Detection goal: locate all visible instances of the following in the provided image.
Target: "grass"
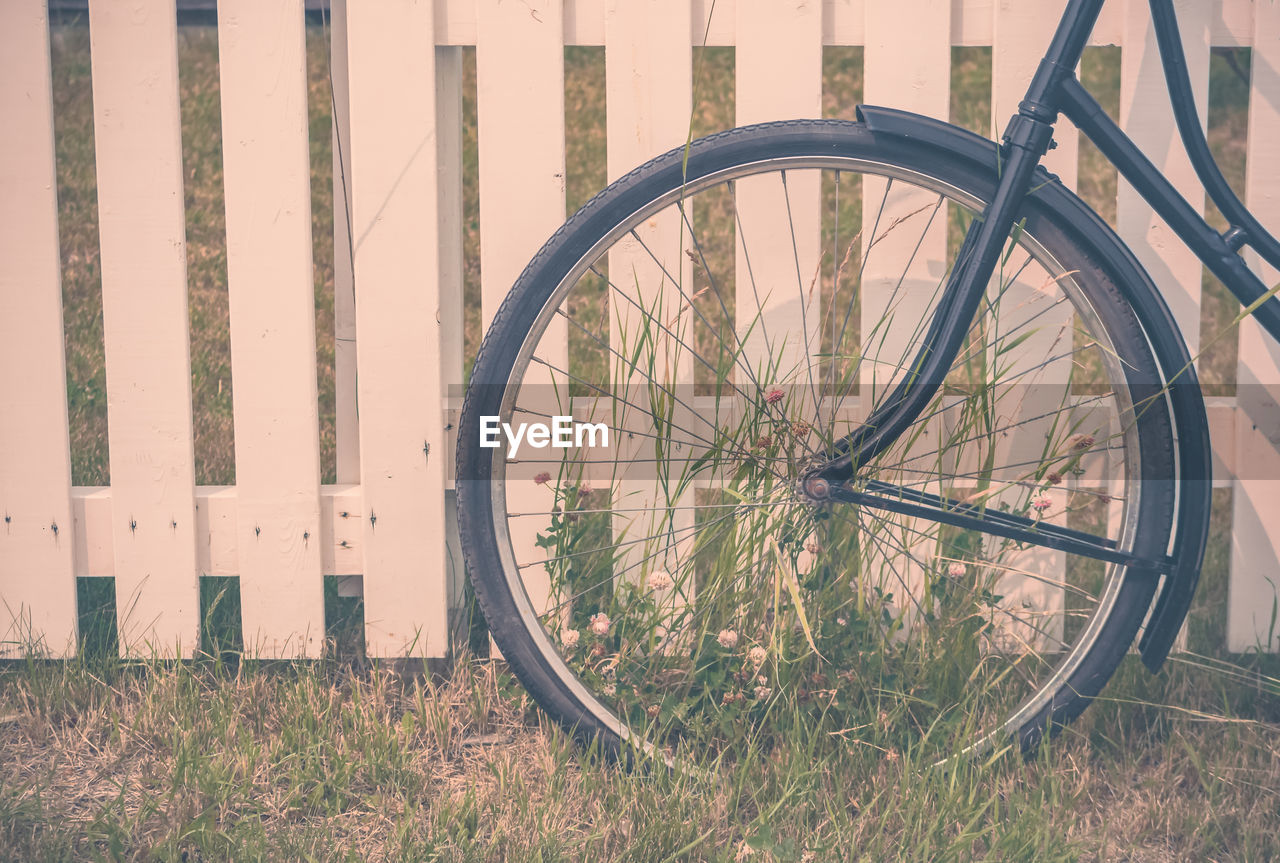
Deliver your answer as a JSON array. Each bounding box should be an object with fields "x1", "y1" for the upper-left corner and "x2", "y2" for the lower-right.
[
  {"x1": 9, "y1": 18, "x2": 1278, "y2": 863},
  {"x1": 0, "y1": 653, "x2": 1277, "y2": 860}
]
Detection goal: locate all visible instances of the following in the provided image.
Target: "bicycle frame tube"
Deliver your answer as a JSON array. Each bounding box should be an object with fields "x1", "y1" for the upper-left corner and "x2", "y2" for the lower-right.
[
  {"x1": 815, "y1": 0, "x2": 1107, "y2": 481},
  {"x1": 1059, "y1": 0, "x2": 1280, "y2": 339},
  {"x1": 815, "y1": 0, "x2": 1280, "y2": 485},
  {"x1": 810, "y1": 0, "x2": 1268, "y2": 670}
]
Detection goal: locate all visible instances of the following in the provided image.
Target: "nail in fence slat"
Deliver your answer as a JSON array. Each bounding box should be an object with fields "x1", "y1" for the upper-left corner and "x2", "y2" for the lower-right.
[
  {"x1": 217, "y1": 0, "x2": 326, "y2": 658},
  {"x1": 475, "y1": 0, "x2": 568, "y2": 628},
  {"x1": 345, "y1": 0, "x2": 449, "y2": 658},
  {"x1": 0, "y1": 0, "x2": 78, "y2": 658},
  {"x1": 1229, "y1": 0, "x2": 1280, "y2": 653},
  {"x1": 88, "y1": 0, "x2": 200, "y2": 657}
]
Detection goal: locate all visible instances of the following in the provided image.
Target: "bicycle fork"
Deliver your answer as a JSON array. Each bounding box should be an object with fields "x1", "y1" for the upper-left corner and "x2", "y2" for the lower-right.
[{"x1": 803, "y1": 0, "x2": 1103, "y2": 495}]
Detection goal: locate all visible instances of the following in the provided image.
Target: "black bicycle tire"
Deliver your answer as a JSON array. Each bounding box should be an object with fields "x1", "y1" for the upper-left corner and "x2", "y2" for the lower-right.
[{"x1": 456, "y1": 118, "x2": 1186, "y2": 758}]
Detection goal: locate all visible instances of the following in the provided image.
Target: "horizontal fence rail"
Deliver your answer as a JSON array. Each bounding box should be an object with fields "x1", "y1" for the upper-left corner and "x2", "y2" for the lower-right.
[{"x1": 2, "y1": 0, "x2": 1279, "y2": 659}]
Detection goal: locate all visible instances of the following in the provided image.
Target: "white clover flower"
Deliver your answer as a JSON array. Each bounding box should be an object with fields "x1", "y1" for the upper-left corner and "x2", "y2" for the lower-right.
[
  {"x1": 602, "y1": 683, "x2": 617, "y2": 697},
  {"x1": 947, "y1": 561, "x2": 966, "y2": 577},
  {"x1": 647, "y1": 570, "x2": 674, "y2": 591},
  {"x1": 753, "y1": 685, "x2": 773, "y2": 700},
  {"x1": 589, "y1": 612, "x2": 611, "y2": 636},
  {"x1": 717, "y1": 629, "x2": 739, "y2": 649},
  {"x1": 747, "y1": 645, "x2": 768, "y2": 666},
  {"x1": 560, "y1": 628, "x2": 580, "y2": 649}
]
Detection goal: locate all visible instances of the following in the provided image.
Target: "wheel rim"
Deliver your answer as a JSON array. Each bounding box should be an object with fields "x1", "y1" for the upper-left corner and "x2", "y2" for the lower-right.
[{"x1": 477, "y1": 154, "x2": 1157, "y2": 760}]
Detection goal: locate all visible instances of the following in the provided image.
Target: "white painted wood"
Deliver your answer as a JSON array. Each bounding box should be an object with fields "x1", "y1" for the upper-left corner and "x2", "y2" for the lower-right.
[
  {"x1": 437, "y1": 45, "x2": 466, "y2": 410},
  {"x1": 603, "y1": 0, "x2": 697, "y2": 625},
  {"x1": 319, "y1": 483, "x2": 364, "y2": 577},
  {"x1": 0, "y1": 0, "x2": 78, "y2": 658},
  {"x1": 992, "y1": 0, "x2": 1078, "y2": 190},
  {"x1": 991, "y1": 0, "x2": 1080, "y2": 650},
  {"x1": 735, "y1": 0, "x2": 823, "y2": 392},
  {"x1": 218, "y1": 0, "x2": 326, "y2": 658},
  {"x1": 88, "y1": 0, "x2": 200, "y2": 657},
  {"x1": 438, "y1": 45, "x2": 467, "y2": 643},
  {"x1": 1230, "y1": 0, "x2": 1280, "y2": 653},
  {"x1": 1118, "y1": 0, "x2": 1210, "y2": 653},
  {"x1": 1118, "y1": 0, "x2": 1210, "y2": 359},
  {"x1": 76, "y1": 485, "x2": 361, "y2": 580},
  {"x1": 195, "y1": 486, "x2": 238, "y2": 577},
  {"x1": 345, "y1": 0, "x2": 450, "y2": 657},
  {"x1": 859, "y1": 0, "x2": 952, "y2": 630},
  {"x1": 72, "y1": 488, "x2": 115, "y2": 579},
  {"x1": 415, "y1": 0, "x2": 1259, "y2": 48},
  {"x1": 475, "y1": 0, "x2": 568, "y2": 626},
  {"x1": 329, "y1": 0, "x2": 361, "y2": 486}
]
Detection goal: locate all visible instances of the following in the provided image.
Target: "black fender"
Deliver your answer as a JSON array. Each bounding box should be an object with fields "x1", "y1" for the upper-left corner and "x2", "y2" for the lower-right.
[{"x1": 856, "y1": 104, "x2": 1212, "y2": 671}]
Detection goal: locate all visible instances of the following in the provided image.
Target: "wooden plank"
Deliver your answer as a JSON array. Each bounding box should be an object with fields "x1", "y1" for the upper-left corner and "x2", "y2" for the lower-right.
[
  {"x1": 1119, "y1": 0, "x2": 1210, "y2": 652},
  {"x1": 603, "y1": 0, "x2": 697, "y2": 628},
  {"x1": 76, "y1": 484, "x2": 364, "y2": 578},
  {"x1": 345, "y1": 0, "x2": 450, "y2": 657},
  {"x1": 218, "y1": 0, "x2": 325, "y2": 658},
  {"x1": 992, "y1": 0, "x2": 1078, "y2": 189},
  {"x1": 329, "y1": 0, "x2": 360, "y2": 485},
  {"x1": 475, "y1": 0, "x2": 567, "y2": 626},
  {"x1": 0, "y1": 0, "x2": 78, "y2": 658},
  {"x1": 429, "y1": 0, "x2": 1257, "y2": 47},
  {"x1": 1118, "y1": 0, "x2": 1210, "y2": 359},
  {"x1": 195, "y1": 486, "x2": 238, "y2": 577},
  {"x1": 990, "y1": 0, "x2": 1079, "y2": 651},
  {"x1": 860, "y1": 0, "x2": 952, "y2": 630},
  {"x1": 1230, "y1": 0, "x2": 1280, "y2": 653},
  {"x1": 88, "y1": 0, "x2": 200, "y2": 657},
  {"x1": 72, "y1": 488, "x2": 115, "y2": 578},
  {"x1": 437, "y1": 45, "x2": 465, "y2": 417},
  {"x1": 438, "y1": 44, "x2": 467, "y2": 639},
  {"x1": 736, "y1": 0, "x2": 823, "y2": 389}
]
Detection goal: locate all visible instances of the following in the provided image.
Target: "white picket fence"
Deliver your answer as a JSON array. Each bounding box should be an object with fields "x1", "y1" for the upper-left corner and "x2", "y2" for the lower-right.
[{"x1": 2, "y1": 0, "x2": 1279, "y2": 660}]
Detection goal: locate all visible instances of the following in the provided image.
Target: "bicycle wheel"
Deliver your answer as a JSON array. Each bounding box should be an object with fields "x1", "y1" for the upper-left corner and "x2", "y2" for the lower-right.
[{"x1": 457, "y1": 119, "x2": 1185, "y2": 761}]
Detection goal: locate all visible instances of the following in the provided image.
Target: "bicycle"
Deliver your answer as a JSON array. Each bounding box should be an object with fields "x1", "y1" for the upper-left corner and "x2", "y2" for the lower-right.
[{"x1": 455, "y1": 0, "x2": 1278, "y2": 762}]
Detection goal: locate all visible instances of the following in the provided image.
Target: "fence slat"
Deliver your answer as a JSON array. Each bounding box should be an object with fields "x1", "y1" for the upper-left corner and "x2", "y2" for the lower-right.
[
  {"x1": 861, "y1": 0, "x2": 952, "y2": 629},
  {"x1": 345, "y1": 0, "x2": 450, "y2": 658},
  {"x1": 437, "y1": 44, "x2": 467, "y2": 626},
  {"x1": 603, "y1": 0, "x2": 696, "y2": 632},
  {"x1": 217, "y1": 0, "x2": 325, "y2": 658},
  {"x1": 993, "y1": 0, "x2": 1078, "y2": 190},
  {"x1": 88, "y1": 0, "x2": 200, "y2": 656},
  {"x1": 1119, "y1": 0, "x2": 1210, "y2": 652},
  {"x1": 735, "y1": 1, "x2": 822, "y2": 389},
  {"x1": 329, "y1": 0, "x2": 360, "y2": 486},
  {"x1": 1229, "y1": 0, "x2": 1280, "y2": 653},
  {"x1": 1118, "y1": 0, "x2": 1210, "y2": 359},
  {"x1": 0, "y1": 0, "x2": 78, "y2": 658},
  {"x1": 475, "y1": 0, "x2": 567, "y2": 627},
  {"x1": 991, "y1": 0, "x2": 1080, "y2": 652}
]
